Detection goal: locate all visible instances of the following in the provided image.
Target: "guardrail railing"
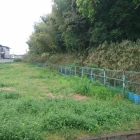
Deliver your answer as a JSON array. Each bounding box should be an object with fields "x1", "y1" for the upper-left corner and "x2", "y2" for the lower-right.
[
  {"x1": 53, "y1": 65, "x2": 140, "y2": 104},
  {"x1": 33, "y1": 62, "x2": 140, "y2": 104}
]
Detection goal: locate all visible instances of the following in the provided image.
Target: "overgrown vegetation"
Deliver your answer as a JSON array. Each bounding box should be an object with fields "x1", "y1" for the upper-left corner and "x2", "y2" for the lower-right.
[
  {"x1": 26, "y1": 0, "x2": 140, "y2": 72},
  {"x1": 14, "y1": 58, "x2": 23, "y2": 62},
  {"x1": 0, "y1": 63, "x2": 140, "y2": 140},
  {"x1": 27, "y1": 0, "x2": 140, "y2": 54},
  {"x1": 72, "y1": 76, "x2": 116, "y2": 100},
  {"x1": 84, "y1": 40, "x2": 140, "y2": 71}
]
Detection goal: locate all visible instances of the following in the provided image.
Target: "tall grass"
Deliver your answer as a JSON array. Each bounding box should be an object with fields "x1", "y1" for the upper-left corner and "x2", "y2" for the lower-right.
[
  {"x1": 71, "y1": 76, "x2": 116, "y2": 100},
  {"x1": 0, "y1": 63, "x2": 140, "y2": 140}
]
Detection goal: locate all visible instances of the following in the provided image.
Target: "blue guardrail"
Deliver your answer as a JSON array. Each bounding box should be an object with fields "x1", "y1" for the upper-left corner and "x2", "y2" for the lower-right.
[{"x1": 33, "y1": 62, "x2": 140, "y2": 104}]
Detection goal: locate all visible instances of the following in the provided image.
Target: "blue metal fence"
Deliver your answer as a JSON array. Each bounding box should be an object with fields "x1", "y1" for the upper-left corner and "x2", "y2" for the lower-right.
[
  {"x1": 33, "y1": 62, "x2": 140, "y2": 104},
  {"x1": 53, "y1": 65, "x2": 140, "y2": 104}
]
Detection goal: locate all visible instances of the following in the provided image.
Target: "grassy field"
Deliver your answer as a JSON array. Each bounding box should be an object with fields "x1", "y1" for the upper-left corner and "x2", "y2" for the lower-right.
[{"x1": 0, "y1": 62, "x2": 140, "y2": 140}]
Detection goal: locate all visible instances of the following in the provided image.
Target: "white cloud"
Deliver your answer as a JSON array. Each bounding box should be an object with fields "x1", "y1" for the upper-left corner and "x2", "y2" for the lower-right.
[{"x1": 0, "y1": 0, "x2": 52, "y2": 54}]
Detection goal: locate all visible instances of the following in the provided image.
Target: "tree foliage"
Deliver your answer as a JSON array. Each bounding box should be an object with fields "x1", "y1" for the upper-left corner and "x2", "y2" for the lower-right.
[
  {"x1": 133, "y1": 0, "x2": 140, "y2": 5},
  {"x1": 76, "y1": 0, "x2": 99, "y2": 21},
  {"x1": 27, "y1": 0, "x2": 91, "y2": 55},
  {"x1": 90, "y1": 0, "x2": 140, "y2": 45},
  {"x1": 27, "y1": 0, "x2": 140, "y2": 57}
]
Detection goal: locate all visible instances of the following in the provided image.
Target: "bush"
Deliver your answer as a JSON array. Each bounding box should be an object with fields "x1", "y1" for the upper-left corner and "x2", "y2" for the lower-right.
[
  {"x1": 71, "y1": 76, "x2": 116, "y2": 100},
  {"x1": 86, "y1": 40, "x2": 140, "y2": 71},
  {"x1": 14, "y1": 58, "x2": 22, "y2": 62},
  {"x1": 72, "y1": 76, "x2": 91, "y2": 96}
]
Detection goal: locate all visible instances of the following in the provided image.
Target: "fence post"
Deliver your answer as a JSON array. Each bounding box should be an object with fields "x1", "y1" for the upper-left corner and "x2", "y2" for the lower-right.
[
  {"x1": 70, "y1": 67, "x2": 72, "y2": 76},
  {"x1": 104, "y1": 69, "x2": 106, "y2": 86},
  {"x1": 75, "y1": 66, "x2": 77, "y2": 76},
  {"x1": 114, "y1": 79, "x2": 116, "y2": 88},
  {"x1": 65, "y1": 67, "x2": 66, "y2": 74},
  {"x1": 81, "y1": 67, "x2": 84, "y2": 77},
  {"x1": 61, "y1": 66, "x2": 62, "y2": 74},
  {"x1": 93, "y1": 70, "x2": 96, "y2": 81},
  {"x1": 68, "y1": 67, "x2": 70, "y2": 76},
  {"x1": 122, "y1": 70, "x2": 125, "y2": 94},
  {"x1": 90, "y1": 68, "x2": 93, "y2": 81}
]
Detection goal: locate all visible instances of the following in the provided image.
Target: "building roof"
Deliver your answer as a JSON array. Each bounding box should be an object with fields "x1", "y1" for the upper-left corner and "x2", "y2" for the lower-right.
[{"x1": 0, "y1": 44, "x2": 10, "y2": 49}]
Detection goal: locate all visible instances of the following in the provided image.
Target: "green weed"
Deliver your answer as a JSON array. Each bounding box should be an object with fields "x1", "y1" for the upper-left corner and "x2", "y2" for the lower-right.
[
  {"x1": 0, "y1": 91, "x2": 20, "y2": 100},
  {"x1": 71, "y1": 76, "x2": 116, "y2": 100},
  {"x1": 71, "y1": 76, "x2": 91, "y2": 96},
  {"x1": 0, "y1": 97, "x2": 140, "y2": 140},
  {"x1": 0, "y1": 63, "x2": 139, "y2": 140},
  {"x1": 0, "y1": 83, "x2": 11, "y2": 87}
]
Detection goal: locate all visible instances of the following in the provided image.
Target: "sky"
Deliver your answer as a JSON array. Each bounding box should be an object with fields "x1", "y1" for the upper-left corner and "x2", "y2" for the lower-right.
[{"x1": 0, "y1": 0, "x2": 52, "y2": 55}]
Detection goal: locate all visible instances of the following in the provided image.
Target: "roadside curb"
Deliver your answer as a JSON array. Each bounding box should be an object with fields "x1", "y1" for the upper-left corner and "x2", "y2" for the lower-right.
[{"x1": 76, "y1": 130, "x2": 140, "y2": 140}]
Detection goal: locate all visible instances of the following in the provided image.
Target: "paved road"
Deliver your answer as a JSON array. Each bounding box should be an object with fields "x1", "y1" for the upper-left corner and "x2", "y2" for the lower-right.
[{"x1": 0, "y1": 59, "x2": 14, "y2": 63}]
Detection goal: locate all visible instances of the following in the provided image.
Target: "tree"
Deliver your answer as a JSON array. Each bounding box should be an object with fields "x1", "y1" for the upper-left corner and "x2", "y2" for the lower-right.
[
  {"x1": 89, "y1": 0, "x2": 140, "y2": 45},
  {"x1": 27, "y1": 15, "x2": 58, "y2": 55},
  {"x1": 76, "y1": 0, "x2": 99, "y2": 21},
  {"x1": 27, "y1": 0, "x2": 140, "y2": 57},
  {"x1": 133, "y1": 0, "x2": 140, "y2": 8},
  {"x1": 52, "y1": 0, "x2": 91, "y2": 53}
]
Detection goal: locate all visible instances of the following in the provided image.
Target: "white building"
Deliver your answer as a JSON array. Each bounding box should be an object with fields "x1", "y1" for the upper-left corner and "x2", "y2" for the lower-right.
[
  {"x1": 10, "y1": 54, "x2": 24, "y2": 59},
  {"x1": 0, "y1": 45, "x2": 10, "y2": 59}
]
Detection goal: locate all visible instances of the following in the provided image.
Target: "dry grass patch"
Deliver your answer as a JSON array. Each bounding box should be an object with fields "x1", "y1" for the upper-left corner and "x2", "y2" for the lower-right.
[
  {"x1": 0, "y1": 87, "x2": 16, "y2": 91},
  {"x1": 71, "y1": 94, "x2": 88, "y2": 101},
  {"x1": 12, "y1": 64, "x2": 21, "y2": 66},
  {"x1": 46, "y1": 93, "x2": 56, "y2": 98},
  {"x1": 45, "y1": 93, "x2": 66, "y2": 99},
  {"x1": 44, "y1": 129, "x2": 89, "y2": 140},
  {"x1": 45, "y1": 93, "x2": 88, "y2": 101}
]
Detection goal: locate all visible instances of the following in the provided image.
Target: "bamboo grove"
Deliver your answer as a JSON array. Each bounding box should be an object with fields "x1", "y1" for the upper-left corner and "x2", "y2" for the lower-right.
[{"x1": 26, "y1": 0, "x2": 140, "y2": 71}]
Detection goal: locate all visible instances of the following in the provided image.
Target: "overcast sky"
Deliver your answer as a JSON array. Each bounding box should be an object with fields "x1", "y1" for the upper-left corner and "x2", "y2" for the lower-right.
[{"x1": 0, "y1": 0, "x2": 52, "y2": 54}]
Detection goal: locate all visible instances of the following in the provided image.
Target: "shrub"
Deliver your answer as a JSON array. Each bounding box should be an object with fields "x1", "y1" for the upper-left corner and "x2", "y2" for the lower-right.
[
  {"x1": 14, "y1": 58, "x2": 23, "y2": 62},
  {"x1": 72, "y1": 76, "x2": 91, "y2": 96},
  {"x1": 86, "y1": 40, "x2": 140, "y2": 71}
]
